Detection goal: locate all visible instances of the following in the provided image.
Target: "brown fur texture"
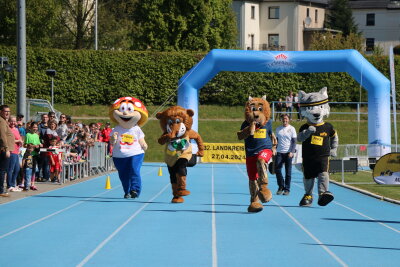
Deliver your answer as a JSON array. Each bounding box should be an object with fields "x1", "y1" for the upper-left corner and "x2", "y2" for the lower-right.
[
  {"x1": 238, "y1": 96, "x2": 272, "y2": 140},
  {"x1": 156, "y1": 106, "x2": 204, "y2": 156}
]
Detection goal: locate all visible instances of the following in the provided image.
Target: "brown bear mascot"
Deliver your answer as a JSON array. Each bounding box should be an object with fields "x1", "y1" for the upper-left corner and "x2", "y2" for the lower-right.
[
  {"x1": 156, "y1": 106, "x2": 204, "y2": 203},
  {"x1": 237, "y1": 96, "x2": 277, "y2": 212}
]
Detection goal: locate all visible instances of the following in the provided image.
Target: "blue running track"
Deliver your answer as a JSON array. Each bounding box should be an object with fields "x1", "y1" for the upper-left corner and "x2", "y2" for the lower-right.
[{"x1": 0, "y1": 163, "x2": 399, "y2": 267}]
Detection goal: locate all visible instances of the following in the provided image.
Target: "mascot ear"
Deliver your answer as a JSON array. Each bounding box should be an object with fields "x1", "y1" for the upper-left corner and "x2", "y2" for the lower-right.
[
  {"x1": 156, "y1": 112, "x2": 163, "y2": 120},
  {"x1": 248, "y1": 96, "x2": 253, "y2": 101},
  {"x1": 320, "y1": 87, "x2": 328, "y2": 97},
  {"x1": 298, "y1": 90, "x2": 306, "y2": 100},
  {"x1": 186, "y1": 109, "x2": 194, "y2": 117},
  {"x1": 261, "y1": 95, "x2": 267, "y2": 101}
]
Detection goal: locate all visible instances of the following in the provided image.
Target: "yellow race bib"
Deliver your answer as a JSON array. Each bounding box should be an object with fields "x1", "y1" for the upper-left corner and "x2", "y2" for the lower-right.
[
  {"x1": 121, "y1": 134, "x2": 134, "y2": 143},
  {"x1": 254, "y1": 129, "x2": 266, "y2": 139},
  {"x1": 311, "y1": 135, "x2": 323, "y2": 146}
]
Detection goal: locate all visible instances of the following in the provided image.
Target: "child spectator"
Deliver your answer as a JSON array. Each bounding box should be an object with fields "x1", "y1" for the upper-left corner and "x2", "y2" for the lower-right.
[
  {"x1": 22, "y1": 144, "x2": 35, "y2": 191},
  {"x1": 16, "y1": 114, "x2": 26, "y2": 141},
  {"x1": 48, "y1": 137, "x2": 62, "y2": 183},
  {"x1": 24, "y1": 122, "x2": 41, "y2": 190}
]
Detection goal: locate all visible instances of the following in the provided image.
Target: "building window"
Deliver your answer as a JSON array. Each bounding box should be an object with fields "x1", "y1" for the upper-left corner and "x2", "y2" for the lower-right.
[
  {"x1": 366, "y1": 13, "x2": 375, "y2": 26},
  {"x1": 268, "y1": 34, "x2": 279, "y2": 47},
  {"x1": 307, "y1": 8, "x2": 310, "y2": 17},
  {"x1": 315, "y1": 10, "x2": 318, "y2": 23},
  {"x1": 366, "y1": 38, "x2": 375, "y2": 51},
  {"x1": 251, "y1": 6, "x2": 255, "y2": 19},
  {"x1": 250, "y1": 34, "x2": 255, "y2": 50},
  {"x1": 269, "y1": 7, "x2": 280, "y2": 19}
]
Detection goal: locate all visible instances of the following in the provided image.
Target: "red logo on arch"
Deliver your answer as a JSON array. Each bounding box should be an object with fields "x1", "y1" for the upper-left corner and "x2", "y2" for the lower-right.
[{"x1": 275, "y1": 54, "x2": 287, "y2": 60}]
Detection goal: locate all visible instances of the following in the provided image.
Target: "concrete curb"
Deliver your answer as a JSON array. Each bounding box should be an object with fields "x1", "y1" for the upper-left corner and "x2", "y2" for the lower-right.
[{"x1": 330, "y1": 180, "x2": 400, "y2": 205}]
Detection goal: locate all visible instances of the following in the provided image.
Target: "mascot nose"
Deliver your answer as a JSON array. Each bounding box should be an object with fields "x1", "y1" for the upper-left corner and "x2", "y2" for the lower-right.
[
  {"x1": 313, "y1": 114, "x2": 320, "y2": 118},
  {"x1": 254, "y1": 114, "x2": 259, "y2": 119}
]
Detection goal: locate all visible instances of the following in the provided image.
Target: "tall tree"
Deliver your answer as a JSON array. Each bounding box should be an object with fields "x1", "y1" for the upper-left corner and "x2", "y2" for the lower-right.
[
  {"x1": 0, "y1": 0, "x2": 63, "y2": 47},
  {"x1": 60, "y1": 0, "x2": 96, "y2": 49},
  {"x1": 326, "y1": 0, "x2": 358, "y2": 36},
  {"x1": 131, "y1": 0, "x2": 237, "y2": 51},
  {"x1": 97, "y1": 0, "x2": 137, "y2": 50}
]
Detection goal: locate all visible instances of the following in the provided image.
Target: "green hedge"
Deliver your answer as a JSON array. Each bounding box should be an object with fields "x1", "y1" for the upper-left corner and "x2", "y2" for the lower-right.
[{"x1": 1, "y1": 45, "x2": 399, "y2": 105}]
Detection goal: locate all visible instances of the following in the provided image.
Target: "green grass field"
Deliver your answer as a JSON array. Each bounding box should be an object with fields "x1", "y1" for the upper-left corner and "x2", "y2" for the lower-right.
[{"x1": 330, "y1": 170, "x2": 400, "y2": 201}]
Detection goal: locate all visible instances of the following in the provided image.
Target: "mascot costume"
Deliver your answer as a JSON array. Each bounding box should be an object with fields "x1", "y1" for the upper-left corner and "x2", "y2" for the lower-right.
[
  {"x1": 156, "y1": 106, "x2": 204, "y2": 203},
  {"x1": 297, "y1": 87, "x2": 338, "y2": 207},
  {"x1": 237, "y1": 96, "x2": 277, "y2": 213},
  {"x1": 109, "y1": 97, "x2": 148, "y2": 199}
]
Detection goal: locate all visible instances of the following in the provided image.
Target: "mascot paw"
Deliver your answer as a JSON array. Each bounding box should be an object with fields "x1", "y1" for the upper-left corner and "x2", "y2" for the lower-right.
[
  {"x1": 258, "y1": 188, "x2": 272, "y2": 203},
  {"x1": 178, "y1": 189, "x2": 190, "y2": 196},
  {"x1": 247, "y1": 202, "x2": 263, "y2": 213},
  {"x1": 318, "y1": 191, "x2": 334, "y2": 206},
  {"x1": 330, "y1": 149, "x2": 337, "y2": 157},
  {"x1": 171, "y1": 196, "x2": 184, "y2": 203}
]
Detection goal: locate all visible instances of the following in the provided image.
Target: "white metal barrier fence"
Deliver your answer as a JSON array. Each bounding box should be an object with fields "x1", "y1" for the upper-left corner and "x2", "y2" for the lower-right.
[{"x1": 61, "y1": 142, "x2": 114, "y2": 184}]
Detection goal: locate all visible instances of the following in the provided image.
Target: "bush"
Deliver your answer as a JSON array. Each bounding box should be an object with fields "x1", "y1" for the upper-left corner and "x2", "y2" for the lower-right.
[{"x1": 0, "y1": 45, "x2": 399, "y2": 105}]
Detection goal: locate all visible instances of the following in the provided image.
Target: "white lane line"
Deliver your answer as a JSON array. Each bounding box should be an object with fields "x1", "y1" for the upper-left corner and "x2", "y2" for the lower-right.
[
  {"x1": 236, "y1": 165, "x2": 348, "y2": 267},
  {"x1": 0, "y1": 186, "x2": 121, "y2": 239},
  {"x1": 0, "y1": 169, "x2": 155, "y2": 239},
  {"x1": 272, "y1": 200, "x2": 348, "y2": 267},
  {"x1": 292, "y1": 182, "x2": 400, "y2": 234},
  {"x1": 76, "y1": 183, "x2": 170, "y2": 267},
  {"x1": 211, "y1": 164, "x2": 218, "y2": 267},
  {"x1": 333, "y1": 201, "x2": 400, "y2": 234}
]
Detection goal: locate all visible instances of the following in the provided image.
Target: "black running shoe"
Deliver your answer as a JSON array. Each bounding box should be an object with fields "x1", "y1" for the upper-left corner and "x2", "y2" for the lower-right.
[
  {"x1": 318, "y1": 191, "x2": 334, "y2": 206},
  {"x1": 130, "y1": 190, "x2": 138, "y2": 199},
  {"x1": 299, "y1": 194, "x2": 313, "y2": 207}
]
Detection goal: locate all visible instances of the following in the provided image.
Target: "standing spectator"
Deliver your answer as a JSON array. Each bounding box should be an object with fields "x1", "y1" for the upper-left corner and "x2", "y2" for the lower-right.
[
  {"x1": 101, "y1": 122, "x2": 112, "y2": 154},
  {"x1": 48, "y1": 111, "x2": 58, "y2": 124},
  {"x1": 38, "y1": 113, "x2": 49, "y2": 142},
  {"x1": 285, "y1": 91, "x2": 293, "y2": 118},
  {"x1": 56, "y1": 113, "x2": 69, "y2": 142},
  {"x1": 22, "y1": 144, "x2": 35, "y2": 191},
  {"x1": 24, "y1": 122, "x2": 41, "y2": 190},
  {"x1": 275, "y1": 114, "x2": 297, "y2": 195},
  {"x1": 16, "y1": 114, "x2": 26, "y2": 141},
  {"x1": 7, "y1": 116, "x2": 23, "y2": 192},
  {"x1": 41, "y1": 120, "x2": 59, "y2": 182},
  {"x1": 0, "y1": 105, "x2": 15, "y2": 197},
  {"x1": 275, "y1": 98, "x2": 284, "y2": 121},
  {"x1": 293, "y1": 93, "x2": 301, "y2": 120}
]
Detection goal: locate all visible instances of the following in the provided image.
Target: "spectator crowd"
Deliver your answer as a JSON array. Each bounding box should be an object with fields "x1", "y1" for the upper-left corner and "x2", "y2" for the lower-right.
[{"x1": 0, "y1": 105, "x2": 112, "y2": 197}]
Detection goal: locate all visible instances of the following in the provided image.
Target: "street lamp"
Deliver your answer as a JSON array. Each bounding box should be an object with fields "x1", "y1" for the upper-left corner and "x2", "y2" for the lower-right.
[
  {"x1": 45, "y1": 69, "x2": 56, "y2": 107},
  {"x1": 0, "y1": 57, "x2": 14, "y2": 105}
]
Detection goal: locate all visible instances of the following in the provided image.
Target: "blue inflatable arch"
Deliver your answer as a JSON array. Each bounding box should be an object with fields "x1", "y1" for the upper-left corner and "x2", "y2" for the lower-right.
[{"x1": 178, "y1": 49, "x2": 391, "y2": 157}]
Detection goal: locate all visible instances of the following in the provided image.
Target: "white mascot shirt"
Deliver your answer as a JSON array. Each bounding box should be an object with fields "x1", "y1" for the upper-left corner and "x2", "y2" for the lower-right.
[{"x1": 110, "y1": 125, "x2": 145, "y2": 158}]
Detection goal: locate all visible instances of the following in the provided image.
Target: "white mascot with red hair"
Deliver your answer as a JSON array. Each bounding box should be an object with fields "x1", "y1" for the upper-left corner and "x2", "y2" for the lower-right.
[{"x1": 109, "y1": 97, "x2": 148, "y2": 199}]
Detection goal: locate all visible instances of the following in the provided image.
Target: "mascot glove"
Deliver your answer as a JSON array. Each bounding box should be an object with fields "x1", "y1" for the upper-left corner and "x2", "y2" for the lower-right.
[{"x1": 330, "y1": 148, "x2": 337, "y2": 157}]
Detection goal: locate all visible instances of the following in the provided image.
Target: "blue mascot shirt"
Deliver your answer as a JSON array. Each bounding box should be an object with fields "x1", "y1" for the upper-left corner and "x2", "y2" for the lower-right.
[{"x1": 240, "y1": 120, "x2": 273, "y2": 157}]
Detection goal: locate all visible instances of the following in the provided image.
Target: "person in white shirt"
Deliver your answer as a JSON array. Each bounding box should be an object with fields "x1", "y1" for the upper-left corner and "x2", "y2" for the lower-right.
[
  {"x1": 285, "y1": 91, "x2": 293, "y2": 119},
  {"x1": 275, "y1": 114, "x2": 297, "y2": 195}
]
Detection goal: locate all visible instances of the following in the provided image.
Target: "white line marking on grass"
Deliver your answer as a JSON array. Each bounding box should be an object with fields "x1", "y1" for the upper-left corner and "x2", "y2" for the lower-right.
[
  {"x1": 236, "y1": 166, "x2": 347, "y2": 267},
  {"x1": 76, "y1": 183, "x2": 170, "y2": 267},
  {"x1": 0, "y1": 186, "x2": 121, "y2": 240},
  {"x1": 333, "y1": 201, "x2": 400, "y2": 234},
  {"x1": 211, "y1": 164, "x2": 218, "y2": 267},
  {"x1": 272, "y1": 200, "x2": 348, "y2": 267}
]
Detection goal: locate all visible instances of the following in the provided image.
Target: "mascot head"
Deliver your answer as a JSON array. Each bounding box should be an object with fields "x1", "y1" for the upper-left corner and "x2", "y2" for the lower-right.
[
  {"x1": 109, "y1": 97, "x2": 148, "y2": 129},
  {"x1": 244, "y1": 96, "x2": 271, "y2": 128},
  {"x1": 299, "y1": 87, "x2": 330, "y2": 124},
  {"x1": 156, "y1": 106, "x2": 194, "y2": 139}
]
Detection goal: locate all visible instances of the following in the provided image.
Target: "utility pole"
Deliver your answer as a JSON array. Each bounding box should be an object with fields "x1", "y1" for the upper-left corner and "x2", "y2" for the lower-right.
[{"x1": 17, "y1": 0, "x2": 27, "y2": 117}]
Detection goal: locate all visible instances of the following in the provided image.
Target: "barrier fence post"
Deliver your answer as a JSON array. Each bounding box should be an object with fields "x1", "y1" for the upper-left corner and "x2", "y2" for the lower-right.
[{"x1": 341, "y1": 158, "x2": 345, "y2": 184}]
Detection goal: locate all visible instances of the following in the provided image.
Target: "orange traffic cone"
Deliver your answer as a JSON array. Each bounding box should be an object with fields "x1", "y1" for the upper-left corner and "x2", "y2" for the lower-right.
[{"x1": 105, "y1": 176, "x2": 112, "y2": 189}]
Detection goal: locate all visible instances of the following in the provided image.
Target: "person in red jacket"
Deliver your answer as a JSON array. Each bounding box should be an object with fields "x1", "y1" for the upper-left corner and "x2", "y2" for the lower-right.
[{"x1": 101, "y1": 122, "x2": 112, "y2": 155}]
